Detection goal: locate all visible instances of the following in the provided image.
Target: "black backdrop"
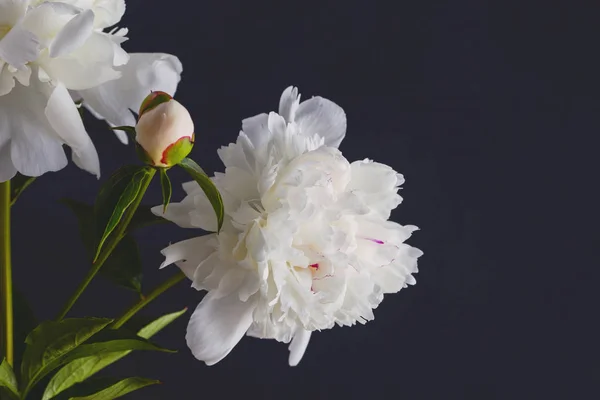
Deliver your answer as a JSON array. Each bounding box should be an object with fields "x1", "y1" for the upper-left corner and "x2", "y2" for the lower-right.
[{"x1": 10, "y1": 1, "x2": 598, "y2": 399}]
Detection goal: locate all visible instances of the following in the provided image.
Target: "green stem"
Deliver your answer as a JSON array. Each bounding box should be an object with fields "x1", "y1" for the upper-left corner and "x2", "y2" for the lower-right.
[
  {"x1": 0, "y1": 181, "x2": 13, "y2": 366},
  {"x1": 112, "y1": 271, "x2": 185, "y2": 329},
  {"x1": 56, "y1": 169, "x2": 156, "y2": 321}
]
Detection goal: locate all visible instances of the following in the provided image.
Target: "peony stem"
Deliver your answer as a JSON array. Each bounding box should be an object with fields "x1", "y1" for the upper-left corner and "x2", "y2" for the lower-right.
[
  {"x1": 112, "y1": 271, "x2": 186, "y2": 329},
  {"x1": 0, "y1": 180, "x2": 13, "y2": 365},
  {"x1": 56, "y1": 168, "x2": 157, "y2": 321}
]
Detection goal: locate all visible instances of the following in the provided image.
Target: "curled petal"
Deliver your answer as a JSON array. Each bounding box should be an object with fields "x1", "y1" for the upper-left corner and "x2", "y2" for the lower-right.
[
  {"x1": 295, "y1": 96, "x2": 346, "y2": 148},
  {"x1": 279, "y1": 85, "x2": 301, "y2": 123},
  {"x1": 186, "y1": 292, "x2": 257, "y2": 366},
  {"x1": 288, "y1": 329, "x2": 312, "y2": 367},
  {"x1": 160, "y1": 235, "x2": 217, "y2": 281},
  {"x1": 45, "y1": 82, "x2": 99, "y2": 177},
  {"x1": 49, "y1": 8, "x2": 94, "y2": 58}
]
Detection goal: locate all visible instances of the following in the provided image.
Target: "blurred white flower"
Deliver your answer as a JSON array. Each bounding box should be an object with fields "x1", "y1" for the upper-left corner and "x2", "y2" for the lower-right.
[
  {"x1": 0, "y1": 0, "x2": 182, "y2": 182},
  {"x1": 154, "y1": 86, "x2": 423, "y2": 366}
]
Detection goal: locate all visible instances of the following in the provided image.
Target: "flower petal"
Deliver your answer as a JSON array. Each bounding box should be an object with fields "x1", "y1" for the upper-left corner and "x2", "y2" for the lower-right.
[
  {"x1": 278, "y1": 86, "x2": 300, "y2": 123},
  {"x1": 45, "y1": 82, "x2": 100, "y2": 177},
  {"x1": 241, "y1": 113, "x2": 269, "y2": 149},
  {"x1": 40, "y1": 32, "x2": 121, "y2": 90},
  {"x1": 79, "y1": 53, "x2": 182, "y2": 142},
  {"x1": 9, "y1": 124, "x2": 67, "y2": 177},
  {"x1": 348, "y1": 159, "x2": 403, "y2": 219},
  {"x1": 21, "y1": 2, "x2": 80, "y2": 47},
  {"x1": 89, "y1": 0, "x2": 126, "y2": 29},
  {"x1": 159, "y1": 235, "x2": 217, "y2": 281},
  {"x1": 0, "y1": 24, "x2": 40, "y2": 70},
  {"x1": 0, "y1": 81, "x2": 68, "y2": 177},
  {"x1": 0, "y1": 0, "x2": 27, "y2": 26},
  {"x1": 186, "y1": 292, "x2": 257, "y2": 365},
  {"x1": 151, "y1": 200, "x2": 196, "y2": 228},
  {"x1": 0, "y1": 62, "x2": 15, "y2": 96},
  {"x1": 295, "y1": 96, "x2": 346, "y2": 148},
  {"x1": 49, "y1": 8, "x2": 94, "y2": 58},
  {"x1": 288, "y1": 329, "x2": 312, "y2": 367}
]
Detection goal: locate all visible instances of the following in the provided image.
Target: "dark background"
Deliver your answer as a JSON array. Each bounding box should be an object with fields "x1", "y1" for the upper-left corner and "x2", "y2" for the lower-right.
[{"x1": 10, "y1": 0, "x2": 598, "y2": 399}]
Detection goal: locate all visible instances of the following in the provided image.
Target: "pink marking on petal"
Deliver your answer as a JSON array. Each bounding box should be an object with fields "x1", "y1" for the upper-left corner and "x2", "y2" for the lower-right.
[
  {"x1": 309, "y1": 263, "x2": 319, "y2": 270},
  {"x1": 366, "y1": 238, "x2": 385, "y2": 245}
]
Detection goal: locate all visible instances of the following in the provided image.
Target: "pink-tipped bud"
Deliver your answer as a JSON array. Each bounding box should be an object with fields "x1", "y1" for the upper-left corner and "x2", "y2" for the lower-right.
[{"x1": 135, "y1": 91, "x2": 195, "y2": 168}]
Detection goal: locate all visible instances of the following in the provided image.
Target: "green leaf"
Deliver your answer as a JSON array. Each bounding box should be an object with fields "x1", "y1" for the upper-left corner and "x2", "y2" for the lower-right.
[
  {"x1": 68, "y1": 377, "x2": 159, "y2": 400},
  {"x1": 94, "y1": 166, "x2": 154, "y2": 260},
  {"x1": 20, "y1": 318, "x2": 112, "y2": 397},
  {"x1": 40, "y1": 332, "x2": 170, "y2": 400},
  {"x1": 10, "y1": 173, "x2": 36, "y2": 206},
  {"x1": 65, "y1": 329, "x2": 175, "y2": 359},
  {"x1": 100, "y1": 235, "x2": 142, "y2": 294},
  {"x1": 159, "y1": 168, "x2": 172, "y2": 213},
  {"x1": 136, "y1": 308, "x2": 187, "y2": 339},
  {"x1": 43, "y1": 310, "x2": 185, "y2": 400},
  {"x1": 12, "y1": 288, "x2": 37, "y2": 369},
  {"x1": 0, "y1": 359, "x2": 18, "y2": 399},
  {"x1": 61, "y1": 200, "x2": 142, "y2": 293},
  {"x1": 178, "y1": 157, "x2": 224, "y2": 232},
  {"x1": 61, "y1": 199, "x2": 95, "y2": 255}
]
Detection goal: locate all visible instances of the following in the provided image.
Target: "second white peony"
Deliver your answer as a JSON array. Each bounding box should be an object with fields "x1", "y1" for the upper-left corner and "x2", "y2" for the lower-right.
[
  {"x1": 0, "y1": 0, "x2": 182, "y2": 182},
  {"x1": 154, "y1": 86, "x2": 422, "y2": 366}
]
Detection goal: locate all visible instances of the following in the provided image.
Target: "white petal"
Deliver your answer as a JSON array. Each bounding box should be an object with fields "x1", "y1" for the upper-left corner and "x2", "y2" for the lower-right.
[
  {"x1": 45, "y1": 82, "x2": 100, "y2": 177},
  {"x1": 0, "y1": 82, "x2": 68, "y2": 177},
  {"x1": 278, "y1": 86, "x2": 300, "y2": 123},
  {"x1": 241, "y1": 113, "x2": 269, "y2": 149},
  {"x1": 0, "y1": 24, "x2": 40, "y2": 69},
  {"x1": 41, "y1": 32, "x2": 120, "y2": 90},
  {"x1": 21, "y1": 2, "x2": 79, "y2": 47},
  {"x1": 10, "y1": 127, "x2": 67, "y2": 177},
  {"x1": 213, "y1": 268, "x2": 247, "y2": 299},
  {"x1": 0, "y1": 0, "x2": 27, "y2": 26},
  {"x1": 288, "y1": 329, "x2": 312, "y2": 367},
  {"x1": 295, "y1": 96, "x2": 346, "y2": 148},
  {"x1": 0, "y1": 63, "x2": 15, "y2": 96},
  {"x1": 80, "y1": 53, "x2": 182, "y2": 137},
  {"x1": 159, "y1": 235, "x2": 216, "y2": 280},
  {"x1": 188, "y1": 192, "x2": 219, "y2": 231},
  {"x1": 348, "y1": 160, "x2": 403, "y2": 219},
  {"x1": 186, "y1": 292, "x2": 257, "y2": 365},
  {"x1": 151, "y1": 201, "x2": 195, "y2": 228},
  {"x1": 13, "y1": 64, "x2": 31, "y2": 86},
  {"x1": 91, "y1": 0, "x2": 126, "y2": 29},
  {"x1": 49, "y1": 9, "x2": 94, "y2": 58},
  {"x1": 267, "y1": 112, "x2": 287, "y2": 137}
]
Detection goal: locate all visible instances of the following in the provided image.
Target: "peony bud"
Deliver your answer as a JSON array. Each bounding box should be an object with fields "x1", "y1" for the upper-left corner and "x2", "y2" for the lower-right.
[{"x1": 135, "y1": 91, "x2": 195, "y2": 168}]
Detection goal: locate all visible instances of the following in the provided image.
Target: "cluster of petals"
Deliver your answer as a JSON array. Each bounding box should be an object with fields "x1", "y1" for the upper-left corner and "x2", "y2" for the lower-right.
[
  {"x1": 154, "y1": 86, "x2": 423, "y2": 366},
  {"x1": 0, "y1": 0, "x2": 182, "y2": 181}
]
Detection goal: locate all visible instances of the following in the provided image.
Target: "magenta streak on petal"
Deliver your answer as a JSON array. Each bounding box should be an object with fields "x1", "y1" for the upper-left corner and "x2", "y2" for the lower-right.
[
  {"x1": 309, "y1": 263, "x2": 319, "y2": 270},
  {"x1": 365, "y1": 238, "x2": 385, "y2": 244}
]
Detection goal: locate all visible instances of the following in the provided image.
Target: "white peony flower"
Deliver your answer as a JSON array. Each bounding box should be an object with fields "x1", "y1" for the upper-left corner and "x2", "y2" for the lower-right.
[
  {"x1": 0, "y1": 0, "x2": 182, "y2": 182},
  {"x1": 154, "y1": 86, "x2": 423, "y2": 366}
]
